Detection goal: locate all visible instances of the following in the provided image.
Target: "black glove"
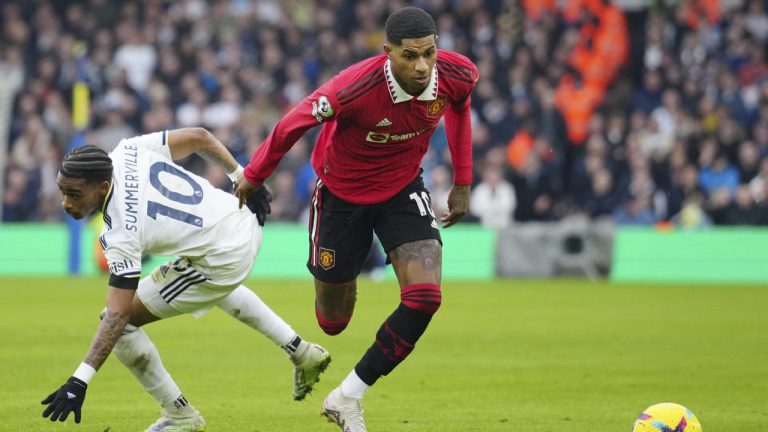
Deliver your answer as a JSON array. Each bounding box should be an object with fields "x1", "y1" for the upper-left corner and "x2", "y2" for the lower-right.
[
  {"x1": 245, "y1": 185, "x2": 272, "y2": 226},
  {"x1": 41, "y1": 376, "x2": 88, "y2": 423}
]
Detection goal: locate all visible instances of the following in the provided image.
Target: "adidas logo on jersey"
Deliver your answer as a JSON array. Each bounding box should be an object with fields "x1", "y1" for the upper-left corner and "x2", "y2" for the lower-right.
[{"x1": 376, "y1": 118, "x2": 392, "y2": 127}]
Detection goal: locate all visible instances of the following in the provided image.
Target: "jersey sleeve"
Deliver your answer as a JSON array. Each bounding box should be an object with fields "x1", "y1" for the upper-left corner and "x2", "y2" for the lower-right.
[
  {"x1": 127, "y1": 131, "x2": 172, "y2": 159},
  {"x1": 101, "y1": 230, "x2": 142, "y2": 288},
  {"x1": 244, "y1": 78, "x2": 343, "y2": 185},
  {"x1": 444, "y1": 62, "x2": 479, "y2": 186}
]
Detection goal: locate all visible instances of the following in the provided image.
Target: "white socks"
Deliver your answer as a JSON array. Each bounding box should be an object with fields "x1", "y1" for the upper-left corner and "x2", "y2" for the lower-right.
[
  {"x1": 340, "y1": 370, "x2": 370, "y2": 400},
  {"x1": 217, "y1": 285, "x2": 297, "y2": 348},
  {"x1": 112, "y1": 285, "x2": 299, "y2": 418},
  {"x1": 112, "y1": 325, "x2": 198, "y2": 418}
]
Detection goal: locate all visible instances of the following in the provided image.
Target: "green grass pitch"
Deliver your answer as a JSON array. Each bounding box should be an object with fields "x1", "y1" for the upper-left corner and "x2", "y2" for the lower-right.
[{"x1": 1, "y1": 277, "x2": 767, "y2": 431}]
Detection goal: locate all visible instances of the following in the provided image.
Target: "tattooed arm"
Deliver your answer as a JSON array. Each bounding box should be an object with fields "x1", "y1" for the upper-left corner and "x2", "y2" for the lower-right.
[
  {"x1": 441, "y1": 184, "x2": 470, "y2": 228},
  {"x1": 166, "y1": 127, "x2": 241, "y2": 175},
  {"x1": 40, "y1": 286, "x2": 133, "y2": 424},
  {"x1": 82, "y1": 286, "x2": 134, "y2": 370}
]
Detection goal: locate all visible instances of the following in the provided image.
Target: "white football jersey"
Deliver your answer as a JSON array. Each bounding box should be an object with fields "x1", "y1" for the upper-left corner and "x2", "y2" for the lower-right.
[{"x1": 101, "y1": 131, "x2": 260, "y2": 285}]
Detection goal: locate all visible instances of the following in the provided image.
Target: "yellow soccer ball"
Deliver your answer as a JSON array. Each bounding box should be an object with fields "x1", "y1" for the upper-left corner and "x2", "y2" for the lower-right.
[{"x1": 632, "y1": 403, "x2": 702, "y2": 432}]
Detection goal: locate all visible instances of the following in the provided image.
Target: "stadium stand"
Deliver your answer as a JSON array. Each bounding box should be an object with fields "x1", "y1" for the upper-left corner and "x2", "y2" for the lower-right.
[{"x1": 2, "y1": 0, "x2": 767, "y2": 226}]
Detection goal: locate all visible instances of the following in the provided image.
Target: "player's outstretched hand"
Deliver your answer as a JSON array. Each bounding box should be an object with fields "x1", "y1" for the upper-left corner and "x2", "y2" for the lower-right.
[
  {"x1": 441, "y1": 184, "x2": 470, "y2": 228},
  {"x1": 245, "y1": 185, "x2": 272, "y2": 226},
  {"x1": 234, "y1": 175, "x2": 258, "y2": 209},
  {"x1": 41, "y1": 376, "x2": 87, "y2": 423}
]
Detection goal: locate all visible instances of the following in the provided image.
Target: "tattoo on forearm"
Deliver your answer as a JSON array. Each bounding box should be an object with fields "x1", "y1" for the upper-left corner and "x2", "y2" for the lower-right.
[
  {"x1": 390, "y1": 240, "x2": 442, "y2": 270},
  {"x1": 451, "y1": 188, "x2": 470, "y2": 214},
  {"x1": 84, "y1": 310, "x2": 128, "y2": 370},
  {"x1": 200, "y1": 149, "x2": 237, "y2": 173}
]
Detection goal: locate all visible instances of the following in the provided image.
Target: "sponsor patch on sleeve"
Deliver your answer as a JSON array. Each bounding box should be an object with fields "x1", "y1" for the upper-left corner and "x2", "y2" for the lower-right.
[{"x1": 311, "y1": 95, "x2": 335, "y2": 123}]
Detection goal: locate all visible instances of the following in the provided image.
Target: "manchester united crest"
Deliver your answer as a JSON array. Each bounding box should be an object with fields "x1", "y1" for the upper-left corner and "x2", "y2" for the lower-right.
[
  {"x1": 427, "y1": 96, "x2": 447, "y2": 117},
  {"x1": 319, "y1": 247, "x2": 335, "y2": 270}
]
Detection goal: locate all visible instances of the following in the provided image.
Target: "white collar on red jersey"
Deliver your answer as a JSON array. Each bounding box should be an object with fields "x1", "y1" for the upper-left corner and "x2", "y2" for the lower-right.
[{"x1": 384, "y1": 58, "x2": 439, "y2": 104}]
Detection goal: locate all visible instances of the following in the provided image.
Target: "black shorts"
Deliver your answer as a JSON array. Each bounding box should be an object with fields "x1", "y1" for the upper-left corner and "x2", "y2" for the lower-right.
[{"x1": 306, "y1": 174, "x2": 442, "y2": 283}]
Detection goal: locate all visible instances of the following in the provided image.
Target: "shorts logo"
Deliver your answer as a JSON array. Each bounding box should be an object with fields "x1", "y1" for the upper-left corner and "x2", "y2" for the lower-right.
[
  {"x1": 151, "y1": 264, "x2": 170, "y2": 282},
  {"x1": 319, "y1": 248, "x2": 335, "y2": 270},
  {"x1": 427, "y1": 96, "x2": 447, "y2": 117},
  {"x1": 311, "y1": 95, "x2": 334, "y2": 123}
]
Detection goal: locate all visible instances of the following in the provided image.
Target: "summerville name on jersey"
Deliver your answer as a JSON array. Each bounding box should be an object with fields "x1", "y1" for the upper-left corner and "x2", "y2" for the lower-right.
[
  {"x1": 100, "y1": 131, "x2": 257, "y2": 285},
  {"x1": 121, "y1": 142, "x2": 140, "y2": 232}
]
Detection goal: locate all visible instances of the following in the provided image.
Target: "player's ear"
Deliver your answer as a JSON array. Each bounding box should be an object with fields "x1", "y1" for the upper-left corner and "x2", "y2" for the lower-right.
[
  {"x1": 97, "y1": 180, "x2": 111, "y2": 196},
  {"x1": 383, "y1": 43, "x2": 392, "y2": 56}
]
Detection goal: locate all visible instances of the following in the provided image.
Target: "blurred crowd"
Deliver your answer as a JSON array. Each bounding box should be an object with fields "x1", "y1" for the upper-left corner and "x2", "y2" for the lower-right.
[{"x1": 2, "y1": 0, "x2": 768, "y2": 229}]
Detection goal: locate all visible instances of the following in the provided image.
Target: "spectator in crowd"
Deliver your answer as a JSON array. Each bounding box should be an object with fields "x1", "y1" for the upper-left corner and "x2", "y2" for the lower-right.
[
  {"x1": 583, "y1": 168, "x2": 618, "y2": 218},
  {"x1": 672, "y1": 192, "x2": 713, "y2": 229},
  {"x1": 737, "y1": 140, "x2": 760, "y2": 182},
  {"x1": 630, "y1": 70, "x2": 664, "y2": 115},
  {"x1": 470, "y1": 165, "x2": 516, "y2": 229},
  {"x1": 749, "y1": 157, "x2": 768, "y2": 200},
  {"x1": 612, "y1": 193, "x2": 657, "y2": 225},
  {"x1": 725, "y1": 184, "x2": 766, "y2": 225},
  {"x1": 699, "y1": 150, "x2": 740, "y2": 198},
  {"x1": 2, "y1": 166, "x2": 38, "y2": 222},
  {"x1": 10, "y1": 116, "x2": 54, "y2": 172},
  {"x1": 667, "y1": 164, "x2": 705, "y2": 220},
  {"x1": 510, "y1": 151, "x2": 557, "y2": 222}
]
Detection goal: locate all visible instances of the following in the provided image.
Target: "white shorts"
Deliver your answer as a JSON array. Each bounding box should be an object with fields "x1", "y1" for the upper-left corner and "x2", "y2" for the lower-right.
[
  {"x1": 138, "y1": 212, "x2": 260, "y2": 319},
  {"x1": 138, "y1": 257, "x2": 240, "y2": 319}
]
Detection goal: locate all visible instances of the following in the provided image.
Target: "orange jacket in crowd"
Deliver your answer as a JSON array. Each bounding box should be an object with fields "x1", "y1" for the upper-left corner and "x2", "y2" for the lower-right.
[
  {"x1": 521, "y1": 0, "x2": 557, "y2": 21},
  {"x1": 555, "y1": 74, "x2": 604, "y2": 145},
  {"x1": 522, "y1": 0, "x2": 628, "y2": 146},
  {"x1": 507, "y1": 129, "x2": 534, "y2": 170},
  {"x1": 681, "y1": 0, "x2": 720, "y2": 29}
]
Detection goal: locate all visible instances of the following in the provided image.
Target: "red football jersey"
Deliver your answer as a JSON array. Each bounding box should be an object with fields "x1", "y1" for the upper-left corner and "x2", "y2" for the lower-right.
[{"x1": 244, "y1": 50, "x2": 478, "y2": 204}]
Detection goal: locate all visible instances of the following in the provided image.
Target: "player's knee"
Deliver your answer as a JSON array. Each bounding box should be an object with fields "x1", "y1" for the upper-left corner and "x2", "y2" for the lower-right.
[
  {"x1": 401, "y1": 283, "x2": 441, "y2": 314},
  {"x1": 315, "y1": 308, "x2": 350, "y2": 335}
]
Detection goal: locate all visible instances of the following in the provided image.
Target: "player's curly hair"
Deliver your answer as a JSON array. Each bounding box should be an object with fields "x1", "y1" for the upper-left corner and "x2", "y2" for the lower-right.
[
  {"x1": 60, "y1": 145, "x2": 113, "y2": 183},
  {"x1": 385, "y1": 7, "x2": 437, "y2": 45}
]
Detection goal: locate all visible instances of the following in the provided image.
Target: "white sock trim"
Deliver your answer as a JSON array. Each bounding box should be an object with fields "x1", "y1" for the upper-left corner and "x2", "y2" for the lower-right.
[
  {"x1": 283, "y1": 335, "x2": 302, "y2": 356},
  {"x1": 340, "y1": 370, "x2": 369, "y2": 400},
  {"x1": 73, "y1": 362, "x2": 97, "y2": 384}
]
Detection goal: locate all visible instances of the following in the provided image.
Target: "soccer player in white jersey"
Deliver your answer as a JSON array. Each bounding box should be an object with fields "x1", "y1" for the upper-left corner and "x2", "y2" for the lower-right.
[{"x1": 42, "y1": 128, "x2": 331, "y2": 431}]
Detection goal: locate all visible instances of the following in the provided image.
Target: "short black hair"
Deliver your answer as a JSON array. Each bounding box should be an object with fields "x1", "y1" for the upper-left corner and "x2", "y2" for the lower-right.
[
  {"x1": 385, "y1": 7, "x2": 437, "y2": 45},
  {"x1": 60, "y1": 145, "x2": 113, "y2": 183}
]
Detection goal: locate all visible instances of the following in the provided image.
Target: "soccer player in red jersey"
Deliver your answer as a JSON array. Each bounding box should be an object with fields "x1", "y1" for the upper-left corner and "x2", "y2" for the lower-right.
[{"x1": 235, "y1": 7, "x2": 478, "y2": 430}]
